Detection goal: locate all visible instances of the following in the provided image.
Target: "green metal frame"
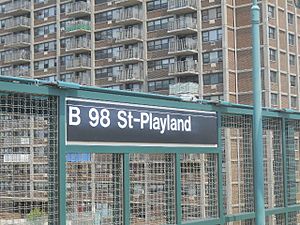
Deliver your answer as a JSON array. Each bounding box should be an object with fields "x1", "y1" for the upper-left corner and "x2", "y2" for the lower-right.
[{"x1": 1, "y1": 77, "x2": 300, "y2": 225}]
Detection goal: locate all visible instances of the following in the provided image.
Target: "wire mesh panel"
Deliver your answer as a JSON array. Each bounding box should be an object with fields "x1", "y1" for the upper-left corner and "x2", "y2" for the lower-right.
[
  {"x1": 129, "y1": 154, "x2": 176, "y2": 225},
  {"x1": 286, "y1": 120, "x2": 300, "y2": 205},
  {"x1": 265, "y1": 214, "x2": 285, "y2": 225},
  {"x1": 0, "y1": 92, "x2": 58, "y2": 225},
  {"x1": 181, "y1": 153, "x2": 218, "y2": 222},
  {"x1": 221, "y1": 115, "x2": 254, "y2": 215},
  {"x1": 262, "y1": 118, "x2": 284, "y2": 209},
  {"x1": 66, "y1": 153, "x2": 123, "y2": 225},
  {"x1": 288, "y1": 211, "x2": 300, "y2": 224}
]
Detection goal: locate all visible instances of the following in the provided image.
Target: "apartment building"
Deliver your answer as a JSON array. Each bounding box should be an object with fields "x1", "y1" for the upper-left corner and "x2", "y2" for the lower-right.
[{"x1": 0, "y1": 0, "x2": 299, "y2": 108}]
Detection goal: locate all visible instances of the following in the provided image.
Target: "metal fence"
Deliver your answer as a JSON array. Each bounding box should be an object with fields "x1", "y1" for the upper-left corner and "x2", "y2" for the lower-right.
[{"x1": 0, "y1": 77, "x2": 300, "y2": 225}]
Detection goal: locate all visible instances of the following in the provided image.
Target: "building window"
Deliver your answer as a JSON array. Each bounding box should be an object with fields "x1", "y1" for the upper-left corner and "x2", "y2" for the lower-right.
[
  {"x1": 147, "y1": 17, "x2": 173, "y2": 32},
  {"x1": 202, "y1": 28, "x2": 222, "y2": 42},
  {"x1": 202, "y1": 7, "x2": 222, "y2": 21},
  {"x1": 288, "y1": 13, "x2": 294, "y2": 24},
  {"x1": 95, "y1": 66, "x2": 121, "y2": 79},
  {"x1": 290, "y1": 75, "x2": 296, "y2": 87},
  {"x1": 288, "y1": 33, "x2": 295, "y2": 45},
  {"x1": 34, "y1": 58, "x2": 56, "y2": 70},
  {"x1": 148, "y1": 58, "x2": 174, "y2": 71},
  {"x1": 203, "y1": 73, "x2": 223, "y2": 85},
  {"x1": 147, "y1": 38, "x2": 172, "y2": 51},
  {"x1": 270, "y1": 71, "x2": 277, "y2": 83},
  {"x1": 203, "y1": 51, "x2": 223, "y2": 64},
  {"x1": 269, "y1": 49, "x2": 276, "y2": 61},
  {"x1": 271, "y1": 93, "x2": 278, "y2": 106},
  {"x1": 147, "y1": 0, "x2": 168, "y2": 11},
  {"x1": 148, "y1": 79, "x2": 174, "y2": 92},
  {"x1": 291, "y1": 96, "x2": 297, "y2": 108},
  {"x1": 268, "y1": 5, "x2": 275, "y2": 18},
  {"x1": 289, "y1": 54, "x2": 296, "y2": 66},
  {"x1": 34, "y1": 7, "x2": 56, "y2": 20},
  {"x1": 95, "y1": 28, "x2": 121, "y2": 41},
  {"x1": 34, "y1": 41, "x2": 56, "y2": 53},
  {"x1": 95, "y1": 47, "x2": 120, "y2": 60},
  {"x1": 268, "y1": 27, "x2": 275, "y2": 39},
  {"x1": 34, "y1": 24, "x2": 56, "y2": 37}
]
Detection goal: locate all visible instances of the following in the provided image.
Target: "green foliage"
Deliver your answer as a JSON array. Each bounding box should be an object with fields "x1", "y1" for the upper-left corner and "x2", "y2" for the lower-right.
[{"x1": 27, "y1": 208, "x2": 46, "y2": 221}]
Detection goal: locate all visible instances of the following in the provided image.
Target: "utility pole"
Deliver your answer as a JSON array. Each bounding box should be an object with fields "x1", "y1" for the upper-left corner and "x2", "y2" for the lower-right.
[{"x1": 251, "y1": 0, "x2": 265, "y2": 224}]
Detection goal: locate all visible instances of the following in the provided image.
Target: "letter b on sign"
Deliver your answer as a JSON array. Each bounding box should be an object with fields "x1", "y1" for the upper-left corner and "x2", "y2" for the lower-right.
[{"x1": 69, "y1": 106, "x2": 81, "y2": 126}]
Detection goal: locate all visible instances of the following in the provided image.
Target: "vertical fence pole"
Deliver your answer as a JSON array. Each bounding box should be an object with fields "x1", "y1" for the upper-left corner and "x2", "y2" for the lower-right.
[
  {"x1": 251, "y1": 1, "x2": 265, "y2": 224},
  {"x1": 217, "y1": 113, "x2": 225, "y2": 224},
  {"x1": 123, "y1": 153, "x2": 130, "y2": 225},
  {"x1": 281, "y1": 118, "x2": 289, "y2": 224},
  {"x1": 59, "y1": 95, "x2": 67, "y2": 225},
  {"x1": 175, "y1": 153, "x2": 182, "y2": 225}
]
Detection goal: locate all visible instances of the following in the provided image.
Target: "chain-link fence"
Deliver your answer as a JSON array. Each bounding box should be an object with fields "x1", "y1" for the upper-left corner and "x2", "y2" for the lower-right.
[{"x1": 1, "y1": 80, "x2": 300, "y2": 225}]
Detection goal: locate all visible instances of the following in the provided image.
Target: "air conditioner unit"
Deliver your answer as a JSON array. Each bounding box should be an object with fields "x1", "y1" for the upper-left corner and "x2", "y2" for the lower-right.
[
  {"x1": 108, "y1": 58, "x2": 113, "y2": 62},
  {"x1": 44, "y1": 68, "x2": 48, "y2": 72},
  {"x1": 209, "y1": 19, "x2": 215, "y2": 24},
  {"x1": 210, "y1": 41, "x2": 216, "y2": 45},
  {"x1": 44, "y1": 17, "x2": 48, "y2": 21},
  {"x1": 209, "y1": 0, "x2": 215, "y2": 3},
  {"x1": 108, "y1": 76, "x2": 113, "y2": 81},
  {"x1": 44, "y1": 34, "x2": 48, "y2": 38},
  {"x1": 107, "y1": 20, "x2": 112, "y2": 24},
  {"x1": 44, "y1": 51, "x2": 48, "y2": 55},
  {"x1": 211, "y1": 84, "x2": 217, "y2": 89},
  {"x1": 211, "y1": 63, "x2": 216, "y2": 68},
  {"x1": 107, "y1": 1, "x2": 112, "y2": 6}
]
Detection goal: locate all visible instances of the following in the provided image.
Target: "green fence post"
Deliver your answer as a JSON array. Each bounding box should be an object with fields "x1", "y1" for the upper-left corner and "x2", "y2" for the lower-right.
[
  {"x1": 175, "y1": 153, "x2": 182, "y2": 225},
  {"x1": 123, "y1": 153, "x2": 130, "y2": 225},
  {"x1": 59, "y1": 94, "x2": 67, "y2": 225},
  {"x1": 251, "y1": 1, "x2": 265, "y2": 224},
  {"x1": 217, "y1": 113, "x2": 225, "y2": 224},
  {"x1": 281, "y1": 118, "x2": 289, "y2": 224}
]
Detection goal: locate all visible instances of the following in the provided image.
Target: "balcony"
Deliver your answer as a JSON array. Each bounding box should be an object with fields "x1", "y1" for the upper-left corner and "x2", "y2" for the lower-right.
[
  {"x1": 117, "y1": 69, "x2": 143, "y2": 83},
  {"x1": 168, "y1": 39, "x2": 198, "y2": 55},
  {"x1": 1, "y1": 67, "x2": 30, "y2": 77},
  {"x1": 4, "y1": 34, "x2": 30, "y2": 48},
  {"x1": 4, "y1": 17, "x2": 30, "y2": 32},
  {"x1": 60, "y1": 72, "x2": 91, "y2": 85},
  {"x1": 169, "y1": 60, "x2": 198, "y2": 76},
  {"x1": 4, "y1": 50, "x2": 30, "y2": 65},
  {"x1": 114, "y1": 0, "x2": 142, "y2": 7},
  {"x1": 115, "y1": 9, "x2": 143, "y2": 25},
  {"x1": 115, "y1": 27, "x2": 142, "y2": 44},
  {"x1": 66, "y1": 1, "x2": 91, "y2": 18},
  {"x1": 66, "y1": 38, "x2": 91, "y2": 53},
  {"x1": 65, "y1": 20, "x2": 91, "y2": 36},
  {"x1": 116, "y1": 48, "x2": 143, "y2": 64},
  {"x1": 66, "y1": 57, "x2": 91, "y2": 71},
  {"x1": 168, "y1": 18, "x2": 197, "y2": 35},
  {"x1": 167, "y1": 0, "x2": 197, "y2": 14},
  {"x1": 5, "y1": 1, "x2": 31, "y2": 16},
  {"x1": 169, "y1": 82, "x2": 199, "y2": 96}
]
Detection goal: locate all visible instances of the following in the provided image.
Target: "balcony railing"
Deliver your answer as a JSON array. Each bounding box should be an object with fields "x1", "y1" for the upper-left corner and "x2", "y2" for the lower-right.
[
  {"x1": 115, "y1": 9, "x2": 142, "y2": 23},
  {"x1": 168, "y1": 0, "x2": 197, "y2": 11},
  {"x1": 66, "y1": 1, "x2": 91, "y2": 16},
  {"x1": 169, "y1": 82, "x2": 199, "y2": 96},
  {"x1": 5, "y1": 1, "x2": 30, "y2": 15},
  {"x1": 169, "y1": 60, "x2": 198, "y2": 75},
  {"x1": 4, "y1": 50, "x2": 30, "y2": 63},
  {"x1": 169, "y1": 39, "x2": 197, "y2": 54},
  {"x1": 66, "y1": 20, "x2": 91, "y2": 33},
  {"x1": 66, "y1": 38, "x2": 91, "y2": 52},
  {"x1": 4, "y1": 17, "x2": 30, "y2": 31},
  {"x1": 117, "y1": 69, "x2": 143, "y2": 82},
  {"x1": 117, "y1": 48, "x2": 143, "y2": 62},
  {"x1": 168, "y1": 18, "x2": 197, "y2": 33},
  {"x1": 66, "y1": 57, "x2": 91, "y2": 70},
  {"x1": 4, "y1": 34, "x2": 30, "y2": 47},
  {"x1": 1, "y1": 68, "x2": 30, "y2": 77},
  {"x1": 60, "y1": 72, "x2": 91, "y2": 85},
  {"x1": 115, "y1": 27, "x2": 142, "y2": 43}
]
